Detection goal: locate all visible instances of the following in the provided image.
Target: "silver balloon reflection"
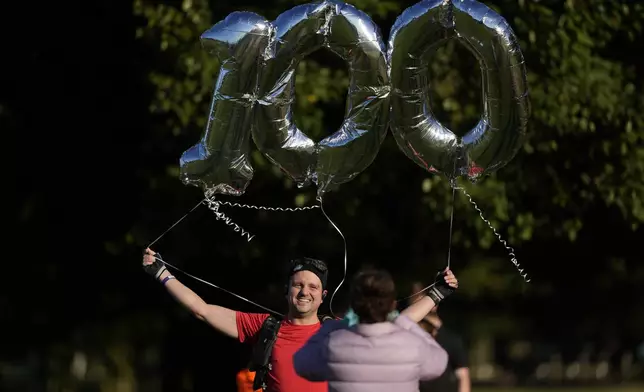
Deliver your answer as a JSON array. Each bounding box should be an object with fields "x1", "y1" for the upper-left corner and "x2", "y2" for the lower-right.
[
  {"x1": 253, "y1": 0, "x2": 390, "y2": 196},
  {"x1": 179, "y1": 12, "x2": 272, "y2": 196},
  {"x1": 388, "y1": 0, "x2": 530, "y2": 182}
]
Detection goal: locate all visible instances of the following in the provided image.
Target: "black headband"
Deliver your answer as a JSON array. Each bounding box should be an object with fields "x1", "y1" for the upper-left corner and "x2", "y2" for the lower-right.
[{"x1": 288, "y1": 258, "x2": 328, "y2": 290}]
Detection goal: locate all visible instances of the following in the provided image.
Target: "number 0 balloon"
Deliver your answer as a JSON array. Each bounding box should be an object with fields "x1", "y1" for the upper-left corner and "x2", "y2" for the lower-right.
[
  {"x1": 252, "y1": 1, "x2": 390, "y2": 196},
  {"x1": 388, "y1": 0, "x2": 530, "y2": 182},
  {"x1": 179, "y1": 0, "x2": 530, "y2": 196}
]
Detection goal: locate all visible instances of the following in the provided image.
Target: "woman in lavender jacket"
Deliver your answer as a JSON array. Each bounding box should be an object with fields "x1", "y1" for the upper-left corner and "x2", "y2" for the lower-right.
[{"x1": 293, "y1": 268, "x2": 459, "y2": 392}]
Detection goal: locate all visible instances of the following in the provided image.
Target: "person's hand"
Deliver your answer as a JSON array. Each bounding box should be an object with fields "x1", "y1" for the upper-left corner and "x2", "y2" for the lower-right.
[
  {"x1": 142, "y1": 248, "x2": 167, "y2": 280},
  {"x1": 426, "y1": 268, "x2": 458, "y2": 305},
  {"x1": 442, "y1": 269, "x2": 458, "y2": 289}
]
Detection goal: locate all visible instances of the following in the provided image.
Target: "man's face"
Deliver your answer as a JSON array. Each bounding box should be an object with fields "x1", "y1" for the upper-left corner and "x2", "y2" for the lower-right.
[{"x1": 287, "y1": 270, "x2": 325, "y2": 317}]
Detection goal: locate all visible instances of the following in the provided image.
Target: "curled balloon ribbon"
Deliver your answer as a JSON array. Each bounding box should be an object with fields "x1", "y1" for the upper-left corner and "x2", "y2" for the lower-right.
[
  {"x1": 454, "y1": 184, "x2": 530, "y2": 282},
  {"x1": 147, "y1": 194, "x2": 319, "y2": 249},
  {"x1": 146, "y1": 194, "x2": 348, "y2": 318},
  {"x1": 203, "y1": 198, "x2": 256, "y2": 242},
  {"x1": 400, "y1": 180, "x2": 530, "y2": 303}
]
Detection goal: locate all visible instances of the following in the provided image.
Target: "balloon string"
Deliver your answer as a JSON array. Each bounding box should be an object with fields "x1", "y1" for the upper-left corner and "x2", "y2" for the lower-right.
[
  {"x1": 148, "y1": 199, "x2": 205, "y2": 248},
  {"x1": 398, "y1": 180, "x2": 531, "y2": 302},
  {"x1": 400, "y1": 182, "x2": 456, "y2": 302},
  {"x1": 454, "y1": 186, "x2": 531, "y2": 283},
  {"x1": 147, "y1": 196, "x2": 320, "y2": 247},
  {"x1": 398, "y1": 281, "x2": 437, "y2": 302},
  {"x1": 317, "y1": 196, "x2": 347, "y2": 319},
  {"x1": 446, "y1": 183, "x2": 457, "y2": 269},
  {"x1": 155, "y1": 254, "x2": 284, "y2": 317},
  {"x1": 145, "y1": 195, "x2": 320, "y2": 315}
]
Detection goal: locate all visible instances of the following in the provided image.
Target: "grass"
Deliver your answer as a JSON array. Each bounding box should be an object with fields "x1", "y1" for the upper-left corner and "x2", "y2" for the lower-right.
[{"x1": 475, "y1": 387, "x2": 643, "y2": 392}]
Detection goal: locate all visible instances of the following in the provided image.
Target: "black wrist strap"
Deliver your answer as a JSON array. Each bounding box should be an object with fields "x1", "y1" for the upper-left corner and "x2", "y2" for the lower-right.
[
  {"x1": 427, "y1": 287, "x2": 444, "y2": 305},
  {"x1": 155, "y1": 265, "x2": 167, "y2": 280},
  {"x1": 153, "y1": 253, "x2": 166, "y2": 280}
]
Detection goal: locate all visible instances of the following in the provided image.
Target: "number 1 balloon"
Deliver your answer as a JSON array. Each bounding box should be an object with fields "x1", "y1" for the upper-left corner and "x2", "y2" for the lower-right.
[{"x1": 179, "y1": 12, "x2": 272, "y2": 196}]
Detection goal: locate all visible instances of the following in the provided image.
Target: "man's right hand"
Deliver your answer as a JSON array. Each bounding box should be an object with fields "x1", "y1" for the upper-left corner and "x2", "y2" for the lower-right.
[
  {"x1": 141, "y1": 248, "x2": 239, "y2": 339},
  {"x1": 143, "y1": 248, "x2": 167, "y2": 280}
]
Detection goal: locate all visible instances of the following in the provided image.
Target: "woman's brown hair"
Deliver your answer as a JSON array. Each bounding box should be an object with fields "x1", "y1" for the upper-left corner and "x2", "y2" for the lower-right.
[{"x1": 349, "y1": 268, "x2": 396, "y2": 324}]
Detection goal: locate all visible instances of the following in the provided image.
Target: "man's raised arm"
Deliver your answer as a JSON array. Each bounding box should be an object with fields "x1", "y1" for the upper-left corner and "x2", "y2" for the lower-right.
[{"x1": 143, "y1": 248, "x2": 238, "y2": 339}]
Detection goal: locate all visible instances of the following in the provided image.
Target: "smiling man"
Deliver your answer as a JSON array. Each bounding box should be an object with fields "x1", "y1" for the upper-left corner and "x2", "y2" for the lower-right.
[
  {"x1": 142, "y1": 250, "x2": 333, "y2": 392},
  {"x1": 236, "y1": 257, "x2": 333, "y2": 392}
]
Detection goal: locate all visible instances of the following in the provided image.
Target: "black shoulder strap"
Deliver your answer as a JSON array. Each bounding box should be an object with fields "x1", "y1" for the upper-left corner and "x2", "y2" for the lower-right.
[
  {"x1": 250, "y1": 315, "x2": 282, "y2": 390},
  {"x1": 318, "y1": 314, "x2": 334, "y2": 323}
]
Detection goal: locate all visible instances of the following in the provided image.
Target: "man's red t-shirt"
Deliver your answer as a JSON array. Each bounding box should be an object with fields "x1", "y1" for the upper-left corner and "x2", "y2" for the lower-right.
[{"x1": 236, "y1": 312, "x2": 327, "y2": 392}]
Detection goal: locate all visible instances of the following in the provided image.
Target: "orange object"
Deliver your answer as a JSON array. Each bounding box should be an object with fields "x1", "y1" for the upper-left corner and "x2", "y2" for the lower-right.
[{"x1": 236, "y1": 368, "x2": 261, "y2": 392}]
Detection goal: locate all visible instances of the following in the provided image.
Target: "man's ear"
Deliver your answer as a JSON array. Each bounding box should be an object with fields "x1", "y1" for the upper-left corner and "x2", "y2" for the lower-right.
[{"x1": 322, "y1": 290, "x2": 328, "y2": 300}]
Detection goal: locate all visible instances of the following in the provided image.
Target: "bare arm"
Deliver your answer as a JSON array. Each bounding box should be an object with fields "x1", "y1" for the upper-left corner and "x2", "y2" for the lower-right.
[
  {"x1": 401, "y1": 295, "x2": 437, "y2": 323},
  {"x1": 144, "y1": 249, "x2": 238, "y2": 339},
  {"x1": 159, "y1": 269, "x2": 239, "y2": 339},
  {"x1": 455, "y1": 368, "x2": 471, "y2": 392}
]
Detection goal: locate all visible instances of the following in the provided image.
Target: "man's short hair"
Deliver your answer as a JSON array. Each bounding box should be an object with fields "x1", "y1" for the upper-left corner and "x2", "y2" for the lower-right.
[{"x1": 286, "y1": 257, "x2": 328, "y2": 290}]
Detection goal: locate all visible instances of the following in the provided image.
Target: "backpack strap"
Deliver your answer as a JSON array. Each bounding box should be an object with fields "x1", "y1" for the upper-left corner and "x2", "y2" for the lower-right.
[
  {"x1": 249, "y1": 315, "x2": 282, "y2": 390},
  {"x1": 318, "y1": 314, "x2": 334, "y2": 323}
]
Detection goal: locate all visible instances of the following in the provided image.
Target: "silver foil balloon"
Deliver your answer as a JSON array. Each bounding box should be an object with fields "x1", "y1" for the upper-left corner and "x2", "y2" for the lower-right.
[
  {"x1": 252, "y1": 0, "x2": 390, "y2": 196},
  {"x1": 179, "y1": 12, "x2": 272, "y2": 196},
  {"x1": 388, "y1": 0, "x2": 530, "y2": 182}
]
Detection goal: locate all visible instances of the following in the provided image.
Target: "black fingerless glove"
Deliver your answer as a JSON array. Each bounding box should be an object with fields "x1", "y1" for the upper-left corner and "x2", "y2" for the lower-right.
[
  {"x1": 426, "y1": 270, "x2": 455, "y2": 305},
  {"x1": 143, "y1": 252, "x2": 167, "y2": 280}
]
